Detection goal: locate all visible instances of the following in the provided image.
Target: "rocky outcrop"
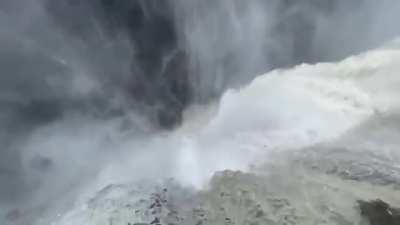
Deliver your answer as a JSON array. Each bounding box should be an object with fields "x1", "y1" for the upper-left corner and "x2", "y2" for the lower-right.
[
  {"x1": 53, "y1": 169, "x2": 400, "y2": 225},
  {"x1": 358, "y1": 199, "x2": 400, "y2": 225}
]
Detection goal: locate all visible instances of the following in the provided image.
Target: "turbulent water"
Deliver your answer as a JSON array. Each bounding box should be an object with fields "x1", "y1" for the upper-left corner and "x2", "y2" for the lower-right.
[
  {"x1": 10, "y1": 39, "x2": 398, "y2": 225},
  {"x1": 3, "y1": 1, "x2": 400, "y2": 225}
]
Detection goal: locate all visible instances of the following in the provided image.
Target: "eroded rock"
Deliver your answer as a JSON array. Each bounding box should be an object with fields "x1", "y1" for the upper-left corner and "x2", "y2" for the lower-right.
[{"x1": 358, "y1": 199, "x2": 400, "y2": 225}]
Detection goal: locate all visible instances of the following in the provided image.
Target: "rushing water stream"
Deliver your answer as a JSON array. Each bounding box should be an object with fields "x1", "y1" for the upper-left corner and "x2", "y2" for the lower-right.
[{"x1": 1, "y1": 1, "x2": 400, "y2": 225}]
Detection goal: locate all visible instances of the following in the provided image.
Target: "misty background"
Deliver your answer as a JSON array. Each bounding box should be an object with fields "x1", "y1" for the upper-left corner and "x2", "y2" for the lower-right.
[{"x1": 1, "y1": 0, "x2": 400, "y2": 223}]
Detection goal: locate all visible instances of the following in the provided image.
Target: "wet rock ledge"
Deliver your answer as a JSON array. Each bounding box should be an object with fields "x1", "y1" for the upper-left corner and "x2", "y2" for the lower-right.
[{"x1": 358, "y1": 199, "x2": 400, "y2": 225}]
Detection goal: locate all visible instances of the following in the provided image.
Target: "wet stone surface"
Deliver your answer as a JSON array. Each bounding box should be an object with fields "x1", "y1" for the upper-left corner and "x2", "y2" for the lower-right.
[{"x1": 358, "y1": 199, "x2": 400, "y2": 225}]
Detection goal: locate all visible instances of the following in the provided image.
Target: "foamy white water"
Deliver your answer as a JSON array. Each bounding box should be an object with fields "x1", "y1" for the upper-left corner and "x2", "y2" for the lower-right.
[{"x1": 40, "y1": 39, "x2": 400, "y2": 225}]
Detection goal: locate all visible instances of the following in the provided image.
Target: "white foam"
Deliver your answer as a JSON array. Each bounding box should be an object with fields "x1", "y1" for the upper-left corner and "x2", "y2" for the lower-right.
[{"x1": 49, "y1": 39, "x2": 400, "y2": 225}]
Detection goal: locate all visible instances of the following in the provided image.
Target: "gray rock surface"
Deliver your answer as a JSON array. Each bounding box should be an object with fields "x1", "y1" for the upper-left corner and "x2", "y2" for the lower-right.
[{"x1": 358, "y1": 199, "x2": 400, "y2": 225}]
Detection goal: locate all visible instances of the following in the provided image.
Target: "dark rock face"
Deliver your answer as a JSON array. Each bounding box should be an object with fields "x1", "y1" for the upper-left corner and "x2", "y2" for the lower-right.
[{"x1": 358, "y1": 199, "x2": 400, "y2": 225}]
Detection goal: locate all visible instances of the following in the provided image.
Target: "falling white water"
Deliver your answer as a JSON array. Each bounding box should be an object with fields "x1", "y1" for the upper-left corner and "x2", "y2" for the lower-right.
[{"x1": 37, "y1": 39, "x2": 400, "y2": 225}]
